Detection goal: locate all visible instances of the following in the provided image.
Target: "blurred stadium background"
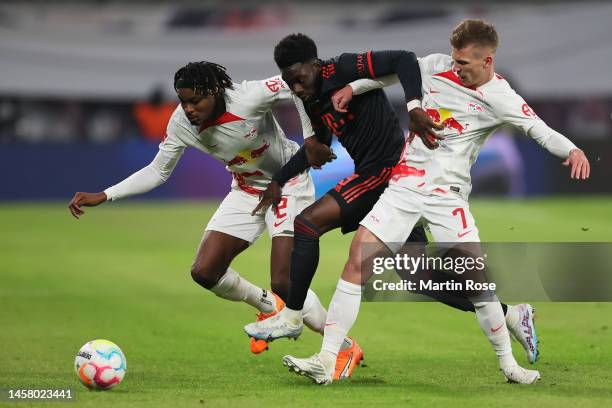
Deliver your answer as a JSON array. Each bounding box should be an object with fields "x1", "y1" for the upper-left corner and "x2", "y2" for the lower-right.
[{"x1": 0, "y1": 0, "x2": 610, "y2": 200}]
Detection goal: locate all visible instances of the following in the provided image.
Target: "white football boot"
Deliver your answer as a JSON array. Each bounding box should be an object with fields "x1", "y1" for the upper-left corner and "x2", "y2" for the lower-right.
[
  {"x1": 506, "y1": 304, "x2": 539, "y2": 364},
  {"x1": 244, "y1": 308, "x2": 303, "y2": 342},
  {"x1": 283, "y1": 354, "x2": 334, "y2": 385},
  {"x1": 502, "y1": 364, "x2": 541, "y2": 384}
]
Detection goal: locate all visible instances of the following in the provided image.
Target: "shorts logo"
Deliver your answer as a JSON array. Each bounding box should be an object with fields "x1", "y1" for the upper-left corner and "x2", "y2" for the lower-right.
[
  {"x1": 457, "y1": 230, "x2": 473, "y2": 238},
  {"x1": 369, "y1": 214, "x2": 380, "y2": 224}
]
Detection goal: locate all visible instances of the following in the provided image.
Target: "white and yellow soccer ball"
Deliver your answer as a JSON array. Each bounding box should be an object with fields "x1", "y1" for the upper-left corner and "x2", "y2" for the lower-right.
[{"x1": 75, "y1": 339, "x2": 127, "y2": 390}]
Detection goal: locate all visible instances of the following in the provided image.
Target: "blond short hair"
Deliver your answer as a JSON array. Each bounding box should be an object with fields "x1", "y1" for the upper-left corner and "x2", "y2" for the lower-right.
[{"x1": 450, "y1": 19, "x2": 498, "y2": 51}]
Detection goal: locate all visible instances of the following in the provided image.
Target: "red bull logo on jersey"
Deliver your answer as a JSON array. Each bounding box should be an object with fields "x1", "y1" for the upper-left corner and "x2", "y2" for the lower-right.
[
  {"x1": 250, "y1": 141, "x2": 270, "y2": 159},
  {"x1": 225, "y1": 141, "x2": 270, "y2": 168},
  {"x1": 425, "y1": 108, "x2": 467, "y2": 135}
]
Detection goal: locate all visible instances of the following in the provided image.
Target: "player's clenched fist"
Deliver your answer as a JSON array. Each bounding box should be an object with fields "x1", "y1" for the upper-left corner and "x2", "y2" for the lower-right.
[
  {"x1": 68, "y1": 192, "x2": 107, "y2": 219},
  {"x1": 331, "y1": 86, "x2": 352, "y2": 113}
]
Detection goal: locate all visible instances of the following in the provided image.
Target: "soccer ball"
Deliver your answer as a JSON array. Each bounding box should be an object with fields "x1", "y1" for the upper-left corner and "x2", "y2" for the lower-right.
[{"x1": 75, "y1": 339, "x2": 127, "y2": 390}]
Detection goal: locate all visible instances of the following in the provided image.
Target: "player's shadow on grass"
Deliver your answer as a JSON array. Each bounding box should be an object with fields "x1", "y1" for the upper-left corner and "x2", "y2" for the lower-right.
[{"x1": 282, "y1": 376, "x2": 386, "y2": 387}]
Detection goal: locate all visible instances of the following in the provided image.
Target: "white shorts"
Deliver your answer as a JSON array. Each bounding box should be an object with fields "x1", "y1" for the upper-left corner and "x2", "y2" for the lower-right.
[
  {"x1": 205, "y1": 173, "x2": 315, "y2": 243},
  {"x1": 361, "y1": 184, "x2": 480, "y2": 254}
]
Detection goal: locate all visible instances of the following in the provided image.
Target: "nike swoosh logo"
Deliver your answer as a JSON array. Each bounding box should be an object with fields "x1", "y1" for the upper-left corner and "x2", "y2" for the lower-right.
[
  {"x1": 274, "y1": 219, "x2": 287, "y2": 228},
  {"x1": 429, "y1": 89, "x2": 440, "y2": 94},
  {"x1": 206, "y1": 144, "x2": 218, "y2": 149},
  {"x1": 457, "y1": 230, "x2": 472, "y2": 238},
  {"x1": 339, "y1": 353, "x2": 353, "y2": 379},
  {"x1": 491, "y1": 323, "x2": 505, "y2": 333},
  {"x1": 324, "y1": 322, "x2": 336, "y2": 327}
]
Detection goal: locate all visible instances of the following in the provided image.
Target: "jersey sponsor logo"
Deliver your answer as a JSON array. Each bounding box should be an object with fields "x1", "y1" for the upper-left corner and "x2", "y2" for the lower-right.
[
  {"x1": 224, "y1": 142, "x2": 270, "y2": 167},
  {"x1": 468, "y1": 102, "x2": 484, "y2": 114},
  {"x1": 521, "y1": 103, "x2": 539, "y2": 119},
  {"x1": 244, "y1": 128, "x2": 257, "y2": 139},
  {"x1": 320, "y1": 111, "x2": 354, "y2": 137},
  {"x1": 322, "y1": 63, "x2": 336, "y2": 79},
  {"x1": 226, "y1": 155, "x2": 249, "y2": 167},
  {"x1": 426, "y1": 108, "x2": 467, "y2": 135},
  {"x1": 265, "y1": 78, "x2": 286, "y2": 93},
  {"x1": 250, "y1": 141, "x2": 270, "y2": 159}
]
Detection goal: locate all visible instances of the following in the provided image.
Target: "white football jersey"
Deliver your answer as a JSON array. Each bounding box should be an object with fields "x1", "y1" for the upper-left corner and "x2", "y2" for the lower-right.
[
  {"x1": 104, "y1": 76, "x2": 313, "y2": 200},
  {"x1": 352, "y1": 54, "x2": 577, "y2": 200}
]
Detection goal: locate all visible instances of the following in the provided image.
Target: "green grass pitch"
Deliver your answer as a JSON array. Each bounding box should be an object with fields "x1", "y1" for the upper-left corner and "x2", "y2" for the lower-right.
[{"x1": 1, "y1": 197, "x2": 611, "y2": 407}]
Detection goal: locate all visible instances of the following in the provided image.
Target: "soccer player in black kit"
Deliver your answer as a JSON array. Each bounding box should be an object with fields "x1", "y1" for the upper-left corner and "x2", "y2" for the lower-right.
[{"x1": 245, "y1": 34, "x2": 521, "y2": 379}]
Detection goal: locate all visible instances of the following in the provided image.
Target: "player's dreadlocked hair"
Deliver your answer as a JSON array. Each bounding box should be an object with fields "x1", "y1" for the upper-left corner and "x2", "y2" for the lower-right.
[
  {"x1": 173, "y1": 61, "x2": 233, "y2": 96},
  {"x1": 274, "y1": 33, "x2": 318, "y2": 69}
]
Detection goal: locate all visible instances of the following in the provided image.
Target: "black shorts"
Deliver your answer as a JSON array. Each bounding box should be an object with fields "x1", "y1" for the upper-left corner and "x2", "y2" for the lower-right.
[{"x1": 326, "y1": 166, "x2": 427, "y2": 243}]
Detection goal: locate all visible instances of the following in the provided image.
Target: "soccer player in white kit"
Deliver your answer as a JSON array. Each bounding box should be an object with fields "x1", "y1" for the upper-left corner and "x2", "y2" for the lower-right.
[
  {"x1": 281, "y1": 20, "x2": 590, "y2": 385},
  {"x1": 67, "y1": 61, "x2": 359, "y2": 367}
]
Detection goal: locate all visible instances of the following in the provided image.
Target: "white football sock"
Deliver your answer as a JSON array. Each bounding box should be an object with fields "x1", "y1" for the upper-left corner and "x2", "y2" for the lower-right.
[
  {"x1": 282, "y1": 306, "x2": 303, "y2": 325},
  {"x1": 320, "y1": 279, "x2": 362, "y2": 364},
  {"x1": 504, "y1": 304, "x2": 520, "y2": 328},
  {"x1": 302, "y1": 289, "x2": 327, "y2": 334},
  {"x1": 209, "y1": 268, "x2": 275, "y2": 313},
  {"x1": 471, "y1": 297, "x2": 517, "y2": 370}
]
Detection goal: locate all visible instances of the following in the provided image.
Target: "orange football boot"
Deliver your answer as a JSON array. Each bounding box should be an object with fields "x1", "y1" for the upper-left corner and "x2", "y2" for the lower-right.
[
  {"x1": 250, "y1": 292, "x2": 285, "y2": 354},
  {"x1": 334, "y1": 337, "x2": 364, "y2": 380}
]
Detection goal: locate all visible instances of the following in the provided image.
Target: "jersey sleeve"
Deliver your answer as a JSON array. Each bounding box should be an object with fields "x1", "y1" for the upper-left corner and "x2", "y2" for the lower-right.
[
  {"x1": 293, "y1": 94, "x2": 316, "y2": 139},
  {"x1": 244, "y1": 75, "x2": 294, "y2": 111},
  {"x1": 417, "y1": 54, "x2": 453, "y2": 76},
  {"x1": 103, "y1": 120, "x2": 186, "y2": 201},
  {"x1": 349, "y1": 74, "x2": 400, "y2": 95},
  {"x1": 335, "y1": 50, "x2": 422, "y2": 102},
  {"x1": 494, "y1": 89, "x2": 577, "y2": 158}
]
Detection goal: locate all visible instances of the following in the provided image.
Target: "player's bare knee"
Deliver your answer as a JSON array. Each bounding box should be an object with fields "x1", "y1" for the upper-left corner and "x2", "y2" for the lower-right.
[{"x1": 190, "y1": 262, "x2": 222, "y2": 289}]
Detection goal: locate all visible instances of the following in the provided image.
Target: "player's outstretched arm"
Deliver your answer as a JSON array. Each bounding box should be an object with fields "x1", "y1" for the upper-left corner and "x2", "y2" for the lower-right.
[
  {"x1": 68, "y1": 192, "x2": 107, "y2": 219},
  {"x1": 563, "y1": 149, "x2": 590, "y2": 180}
]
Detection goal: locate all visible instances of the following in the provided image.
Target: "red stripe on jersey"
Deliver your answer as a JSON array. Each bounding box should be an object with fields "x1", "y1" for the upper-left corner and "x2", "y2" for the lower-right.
[
  {"x1": 199, "y1": 112, "x2": 244, "y2": 133},
  {"x1": 433, "y1": 70, "x2": 477, "y2": 91},
  {"x1": 345, "y1": 168, "x2": 391, "y2": 203},
  {"x1": 366, "y1": 51, "x2": 376, "y2": 79}
]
